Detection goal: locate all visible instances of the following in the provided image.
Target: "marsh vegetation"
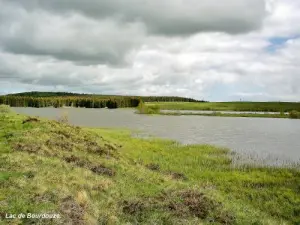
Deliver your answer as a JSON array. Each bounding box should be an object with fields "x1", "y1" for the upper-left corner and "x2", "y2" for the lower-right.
[
  {"x1": 136, "y1": 101, "x2": 160, "y2": 114},
  {"x1": 289, "y1": 110, "x2": 300, "y2": 119},
  {"x1": 146, "y1": 102, "x2": 300, "y2": 119},
  {"x1": 147, "y1": 102, "x2": 300, "y2": 113}
]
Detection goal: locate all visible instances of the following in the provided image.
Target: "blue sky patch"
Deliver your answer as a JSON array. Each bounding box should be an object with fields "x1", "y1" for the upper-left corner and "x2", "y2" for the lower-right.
[{"x1": 266, "y1": 35, "x2": 299, "y2": 53}]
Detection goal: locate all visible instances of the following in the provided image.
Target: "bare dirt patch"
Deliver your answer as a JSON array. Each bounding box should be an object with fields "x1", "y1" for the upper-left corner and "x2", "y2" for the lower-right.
[
  {"x1": 91, "y1": 165, "x2": 115, "y2": 177},
  {"x1": 63, "y1": 155, "x2": 87, "y2": 167},
  {"x1": 168, "y1": 171, "x2": 188, "y2": 181},
  {"x1": 122, "y1": 200, "x2": 146, "y2": 215},
  {"x1": 13, "y1": 142, "x2": 42, "y2": 153},
  {"x1": 168, "y1": 190, "x2": 235, "y2": 224},
  {"x1": 60, "y1": 196, "x2": 85, "y2": 225},
  {"x1": 46, "y1": 138, "x2": 74, "y2": 152},
  {"x1": 170, "y1": 190, "x2": 215, "y2": 219},
  {"x1": 63, "y1": 155, "x2": 116, "y2": 177},
  {"x1": 22, "y1": 117, "x2": 40, "y2": 124},
  {"x1": 144, "y1": 163, "x2": 188, "y2": 181},
  {"x1": 146, "y1": 163, "x2": 160, "y2": 171},
  {"x1": 122, "y1": 189, "x2": 235, "y2": 224}
]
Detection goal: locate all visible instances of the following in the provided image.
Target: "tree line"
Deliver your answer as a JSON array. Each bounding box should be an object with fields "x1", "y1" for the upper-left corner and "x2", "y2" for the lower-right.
[
  {"x1": 0, "y1": 96, "x2": 140, "y2": 109},
  {"x1": 0, "y1": 94, "x2": 203, "y2": 109},
  {"x1": 1, "y1": 92, "x2": 204, "y2": 109},
  {"x1": 7, "y1": 92, "x2": 203, "y2": 102}
]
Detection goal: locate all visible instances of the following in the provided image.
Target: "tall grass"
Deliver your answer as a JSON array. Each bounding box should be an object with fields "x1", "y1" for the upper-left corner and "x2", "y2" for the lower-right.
[
  {"x1": 57, "y1": 110, "x2": 69, "y2": 123},
  {"x1": 289, "y1": 110, "x2": 300, "y2": 119},
  {"x1": 0, "y1": 104, "x2": 11, "y2": 113},
  {"x1": 136, "y1": 101, "x2": 160, "y2": 114}
]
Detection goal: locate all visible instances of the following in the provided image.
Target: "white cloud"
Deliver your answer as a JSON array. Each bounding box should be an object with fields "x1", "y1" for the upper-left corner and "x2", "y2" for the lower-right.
[{"x1": 263, "y1": 0, "x2": 300, "y2": 37}]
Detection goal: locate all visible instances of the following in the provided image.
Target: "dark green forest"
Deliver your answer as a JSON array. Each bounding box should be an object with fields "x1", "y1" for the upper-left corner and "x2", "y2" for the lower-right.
[{"x1": 0, "y1": 92, "x2": 202, "y2": 108}]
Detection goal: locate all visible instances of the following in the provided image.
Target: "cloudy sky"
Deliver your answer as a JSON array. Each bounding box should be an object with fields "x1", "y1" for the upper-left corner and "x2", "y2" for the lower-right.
[{"x1": 0, "y1": 0, "x2": 299, "y2": 101}]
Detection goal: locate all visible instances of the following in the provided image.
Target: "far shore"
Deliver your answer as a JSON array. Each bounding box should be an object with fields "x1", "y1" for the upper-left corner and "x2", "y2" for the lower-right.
[
  {"x1": 140, "y1": 102, "x2": 300, "y2": 119},
  {"x1": 158, "y1": 111, "x2": 290, "y2": 119}
]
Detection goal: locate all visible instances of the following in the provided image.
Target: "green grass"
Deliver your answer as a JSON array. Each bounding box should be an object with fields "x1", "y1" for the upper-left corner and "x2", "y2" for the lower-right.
[
  {"x1": 159, "y1": 111, "x2": 290, "y2": 119},
  {"x1": 147, "y1": 102, "x2": 300, "y2": 112},
  {"x1": 1, "y1": 105, "x2": 300, "y2": 224}
]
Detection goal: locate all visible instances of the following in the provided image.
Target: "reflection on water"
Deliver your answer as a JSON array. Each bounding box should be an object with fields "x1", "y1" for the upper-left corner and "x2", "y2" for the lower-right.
[{"x1": 13, "y1": 107, "x2": 300, "y2": 165}]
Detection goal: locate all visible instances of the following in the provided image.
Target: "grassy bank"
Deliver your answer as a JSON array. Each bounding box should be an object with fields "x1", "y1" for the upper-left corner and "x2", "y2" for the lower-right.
[
  {"x1": 1, "y1": 105, "x2": 300, "y2": 224},
  {"x1": 159, "y1": 112, "x2": 290, "y2": 119},
  {"x1": 147, "y1": 102, "x2": 300, "y2": 112},
  {"x1": 145, "y1": 102, "x2": 300, "y2": 119}
]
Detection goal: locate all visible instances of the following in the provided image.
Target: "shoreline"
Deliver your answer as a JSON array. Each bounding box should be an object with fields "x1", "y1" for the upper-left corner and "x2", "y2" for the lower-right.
[
  {"x1": 157, "y1": 111, "x2": 291, "y2": 119},
  {"x1": 134, "y1": 101, "x2": 300, "y2": 119},
  {"x1": 145, "y1": 101, "x2": 300, "y2": 112}
]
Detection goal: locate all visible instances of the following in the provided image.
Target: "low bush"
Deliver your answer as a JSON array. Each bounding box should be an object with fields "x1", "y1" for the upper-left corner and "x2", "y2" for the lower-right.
[
  {"x1": 137, "y1": 101, "x2": 160, "y2": 114},
  {"x1": 289, "y1": 110, "x2": 300, "y2": 119}
]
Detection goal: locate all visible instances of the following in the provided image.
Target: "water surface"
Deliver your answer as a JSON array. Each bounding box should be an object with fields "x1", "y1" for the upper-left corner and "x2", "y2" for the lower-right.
[{"x1": 13, "y1": 107, "x2": 300, "y2": 164}]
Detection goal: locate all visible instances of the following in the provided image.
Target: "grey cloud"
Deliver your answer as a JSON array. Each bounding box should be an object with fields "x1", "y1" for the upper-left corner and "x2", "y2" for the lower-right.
[
  {"x1": 0, "y1": 51, "x2": 145, "y2": 93},
  {"x1": 3, "y1": 41, "x2": 124, "y2": 66},
  {"x1": 0, "y1": 4, "x2": 146, "y2": 65},
  {"x1": 0, "y1": 0, "x2": 266, "y2": 65},
  {"x1": 5, "y1": 0, "x2": 266, "y2": 35}
]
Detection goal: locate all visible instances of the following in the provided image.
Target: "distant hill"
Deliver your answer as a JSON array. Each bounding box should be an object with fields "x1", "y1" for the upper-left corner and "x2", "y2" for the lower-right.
[{"x1": 6, "y1": 91, "x2": 89, "y2": 97}]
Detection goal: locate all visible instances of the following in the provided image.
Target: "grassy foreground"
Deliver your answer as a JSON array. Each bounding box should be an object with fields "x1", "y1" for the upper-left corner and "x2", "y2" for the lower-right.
[
  {"x1": 147, "y1": 102, "x2": 300, "y2": 112},
  {"x1": 0, "y1": 105, "x2": 300, "y2": 225}
]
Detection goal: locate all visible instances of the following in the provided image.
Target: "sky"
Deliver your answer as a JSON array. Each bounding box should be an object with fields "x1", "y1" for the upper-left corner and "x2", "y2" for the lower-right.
[{"x1": 0, "y1": 0, "x2": 299, "y2": 101}]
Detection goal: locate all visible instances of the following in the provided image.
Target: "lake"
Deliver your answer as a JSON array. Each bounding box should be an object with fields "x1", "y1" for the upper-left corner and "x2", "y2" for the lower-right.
[{"x1": 13, "y1": 107, "x2": 300, "y2": 165}]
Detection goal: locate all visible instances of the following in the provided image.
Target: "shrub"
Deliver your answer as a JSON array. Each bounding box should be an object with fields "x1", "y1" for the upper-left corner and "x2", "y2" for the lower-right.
[
  {"x1": 137, "y1": 101, "x2": 146, "y2": 114},
  {"x1": 146, "y1": 105, "x2": 160, "y2": 114},
  {"x1": 136, "y1": 101, "x2": 160, "y2": 114},
  {"x1": 289, "y1": 110, "x2": 300, "y2": 119}
]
